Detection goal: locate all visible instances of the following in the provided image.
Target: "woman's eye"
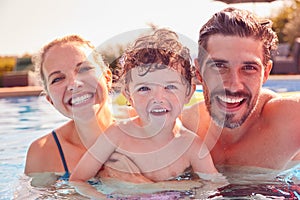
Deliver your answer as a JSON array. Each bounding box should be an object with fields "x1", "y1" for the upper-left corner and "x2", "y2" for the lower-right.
[
  {"x1": 137, "y1": 86, "x2": 150, "y2": 92},
  {"x1": 78, "y1": 66, "x2": 93, "y2": 73},
  {"x1": 50, "y1": 76, "x2": 65, "y2": 84}
]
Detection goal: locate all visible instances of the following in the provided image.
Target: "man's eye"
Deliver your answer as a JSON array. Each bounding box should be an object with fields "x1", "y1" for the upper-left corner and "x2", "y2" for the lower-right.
[
  {"x1": 137, "y1": 86, "x2": 150, "y2": 92},
  {"x1": 243, "y1": 65, "x2": 258, "y2": 71},
  {"x1": 214, "y1": 62, "x2": 227, "y2": 69},
  {"x1": 211, "y1": 62, "x2": 228, "y2": 73}
]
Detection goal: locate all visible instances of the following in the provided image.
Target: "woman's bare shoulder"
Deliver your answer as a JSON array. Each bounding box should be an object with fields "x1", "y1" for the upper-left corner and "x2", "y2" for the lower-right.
[{"x1": 24, "y1": 132, "x2": 56, "y2": 174}]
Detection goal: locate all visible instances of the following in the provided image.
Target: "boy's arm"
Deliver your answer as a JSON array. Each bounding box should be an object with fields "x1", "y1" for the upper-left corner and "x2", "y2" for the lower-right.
[
  {"x1": 189, "y1": 137, "x2": 228, "y2": 184},
  {"x1": 69, "y1": 181, "x2": 107, "y2": 199},
  {"x1": 190, "y1": 138, "x2": 217, "y2": 174},
  {"x1": 70, "y1": 127, "x2": 118, "y2": 182}
]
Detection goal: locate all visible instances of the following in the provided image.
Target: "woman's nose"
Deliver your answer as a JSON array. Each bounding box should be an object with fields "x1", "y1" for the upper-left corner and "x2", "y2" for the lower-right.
[{"x1": 67, "y1": 76, "x2": 83, "y2": 92}]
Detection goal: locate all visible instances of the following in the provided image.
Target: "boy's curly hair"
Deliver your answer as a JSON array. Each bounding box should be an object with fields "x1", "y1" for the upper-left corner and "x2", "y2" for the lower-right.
[{"x1": 119, "y1": 28, "x2": 194, "y2": 94}]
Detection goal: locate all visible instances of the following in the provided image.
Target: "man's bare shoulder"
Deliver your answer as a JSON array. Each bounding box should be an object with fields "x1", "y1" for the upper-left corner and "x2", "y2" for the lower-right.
[{"x1": 262, "y1": 89, "x2": 300, "y2": 115}]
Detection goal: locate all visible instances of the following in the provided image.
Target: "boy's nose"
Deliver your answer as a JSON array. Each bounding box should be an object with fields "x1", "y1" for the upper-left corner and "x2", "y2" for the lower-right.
[{"x1": 151, "y1": 86, "x2": 165, "y2": 104}]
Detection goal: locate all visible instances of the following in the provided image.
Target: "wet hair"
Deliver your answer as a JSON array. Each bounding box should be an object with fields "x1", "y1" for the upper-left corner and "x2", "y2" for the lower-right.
[
  {"x1": 197, "y1": 7, "x2": 278, "y2": 69},
  {"x1": 120, "y1": 28, "x2": 194, "y2": 95},
  {"x1": 32, "y1": 35, "x2": 107, "y2": 91}
]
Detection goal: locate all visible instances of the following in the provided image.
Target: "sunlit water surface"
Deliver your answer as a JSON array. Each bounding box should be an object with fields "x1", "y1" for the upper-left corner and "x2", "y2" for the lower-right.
[{"x1": 1, "y1": 78, "x2": 300, "y2": 199}]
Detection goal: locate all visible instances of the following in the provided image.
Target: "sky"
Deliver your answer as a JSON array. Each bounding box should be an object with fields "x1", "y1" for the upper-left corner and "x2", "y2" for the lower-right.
[{"x1": 0, "y1": 0, "x2": 287, "y2": 56}]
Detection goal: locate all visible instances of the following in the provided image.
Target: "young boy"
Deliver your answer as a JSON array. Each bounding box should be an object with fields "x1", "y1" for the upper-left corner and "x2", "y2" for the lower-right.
[{"x1": 70, "y1": 28, "x2": 218, "y2": 184}]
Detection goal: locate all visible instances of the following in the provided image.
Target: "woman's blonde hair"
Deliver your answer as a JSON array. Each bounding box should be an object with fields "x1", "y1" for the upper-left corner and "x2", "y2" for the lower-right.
[{"x1": 32, "y1": 35, "x2": 107, "y2": 91}]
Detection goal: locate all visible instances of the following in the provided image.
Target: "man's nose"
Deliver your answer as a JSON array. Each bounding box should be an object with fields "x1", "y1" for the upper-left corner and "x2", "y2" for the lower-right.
[{"x1": 224, "y1": 70, "x2": 244, "y2": 92}]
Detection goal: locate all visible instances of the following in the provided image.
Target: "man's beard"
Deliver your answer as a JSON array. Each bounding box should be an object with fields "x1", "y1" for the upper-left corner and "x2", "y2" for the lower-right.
[{"x1": 202, "y1": 85, "x2": 258, "y2": 129}]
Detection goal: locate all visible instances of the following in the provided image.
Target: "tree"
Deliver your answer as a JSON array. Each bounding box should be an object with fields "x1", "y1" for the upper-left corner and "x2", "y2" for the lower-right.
[
  {"x1": 270, "y1": 0, "x2": 300, "y2": 45},
  {"x1": 282, "y1": 0, "x2": 300, "y2": 44}
]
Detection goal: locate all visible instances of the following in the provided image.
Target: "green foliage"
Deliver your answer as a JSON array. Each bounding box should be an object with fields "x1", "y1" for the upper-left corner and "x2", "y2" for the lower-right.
[
  {"x1": 99, "y1": 24, "x2": 158, "y2": 84},
  {"x1": 270, "y1": 0, "x2": 300, "y2": 45}
]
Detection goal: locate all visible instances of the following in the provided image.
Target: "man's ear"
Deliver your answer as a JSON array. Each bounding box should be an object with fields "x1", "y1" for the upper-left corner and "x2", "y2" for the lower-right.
[
  {"x1": 194, "y1": 58, "x2": 203, "y2": 83},
  {"x1": 46, "y1": 95, "x2": 53, "y2": 105},
  {"x1": 263, "y1": 60, "x2": 272, "y2": 84}
]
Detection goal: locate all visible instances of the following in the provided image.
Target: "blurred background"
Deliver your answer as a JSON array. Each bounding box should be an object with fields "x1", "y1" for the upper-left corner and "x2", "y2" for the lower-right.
[{"x1": 0, "y1": 0, "x2": 299, "y2": 88}]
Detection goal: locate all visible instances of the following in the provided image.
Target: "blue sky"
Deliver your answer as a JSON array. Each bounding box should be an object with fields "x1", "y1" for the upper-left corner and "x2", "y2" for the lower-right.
[{"x1": 0, "y1": 0, "x2": 286, "y2": 56}]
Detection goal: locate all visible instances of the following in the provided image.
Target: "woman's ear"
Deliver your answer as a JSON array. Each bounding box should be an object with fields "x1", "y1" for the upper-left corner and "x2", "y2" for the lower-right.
[
  {"x1": 104, "y1": 69, "x2": 113, "y2": 90},
  {"x1": 46, "y1": 95, "x2": 53, "y2": 105}
]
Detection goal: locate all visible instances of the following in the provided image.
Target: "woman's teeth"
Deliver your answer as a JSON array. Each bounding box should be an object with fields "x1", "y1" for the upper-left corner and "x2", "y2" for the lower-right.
[{"x1": 71, "y1": 94, "x2": 92, "y2": 105}]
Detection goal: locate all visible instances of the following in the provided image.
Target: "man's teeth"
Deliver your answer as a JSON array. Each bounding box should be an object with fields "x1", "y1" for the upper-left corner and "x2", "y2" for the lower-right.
[
  {"x1": 218, "y1": 96, "x2": 243, "y2": 103},
  {"x1": 151, "y1": 108, "x2": 167, "y2": 113},
  {"x1": 71, "y1": 94, "x2": 92, "y2": 105}
]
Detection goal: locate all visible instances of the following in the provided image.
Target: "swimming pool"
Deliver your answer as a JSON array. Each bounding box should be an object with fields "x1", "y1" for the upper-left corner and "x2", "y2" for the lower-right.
[{"x1": 0, "y1": 78, "x2": 299, "y2": 199}]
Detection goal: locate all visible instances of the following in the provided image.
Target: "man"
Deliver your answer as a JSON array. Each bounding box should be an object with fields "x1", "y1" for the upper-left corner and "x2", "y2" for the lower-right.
[{"x1": 182, "y1": 7, "x2": 300, "y2": 171}]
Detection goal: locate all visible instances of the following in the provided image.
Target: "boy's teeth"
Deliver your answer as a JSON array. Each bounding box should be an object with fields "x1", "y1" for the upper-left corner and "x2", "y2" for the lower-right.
[
  {"x1": 218, "y1": 96, "x2": 243, "y2": 103},
  {"x1": 71, "y1": 94, "x2": 92, "y2": 105},
  {"x1": 151, "y1": 108, "x2": 167, "y2": 113}
]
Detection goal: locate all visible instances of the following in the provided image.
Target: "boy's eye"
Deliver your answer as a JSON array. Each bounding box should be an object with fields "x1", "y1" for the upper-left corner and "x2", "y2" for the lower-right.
[
  {"x1": 165, "y1": 85, "x2": 177, "y2": 90},
  {"x1": 137, "y1": 86, "x2": 150, "y2": 92}
]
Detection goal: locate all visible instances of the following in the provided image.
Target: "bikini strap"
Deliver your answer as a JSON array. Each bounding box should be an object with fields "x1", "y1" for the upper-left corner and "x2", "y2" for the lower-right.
[{"x1": 52, "y1": 130, "x2": 70, "y2": 180}]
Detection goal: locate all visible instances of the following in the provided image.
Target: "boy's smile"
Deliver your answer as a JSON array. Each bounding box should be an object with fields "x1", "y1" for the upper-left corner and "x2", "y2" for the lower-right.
[{"x1": 126, "y1": 67, "x2": 191, "y2": 127}]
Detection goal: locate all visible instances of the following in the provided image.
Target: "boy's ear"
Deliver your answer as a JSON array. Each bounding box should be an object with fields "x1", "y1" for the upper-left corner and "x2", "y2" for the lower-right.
[
  {"x1": 194, "y1": 59, "x2": 203, "y2": 83},
  {"x1": 184, "y1": 83, "x2": 196, "y2": 104},
  {"x1": 122, "y1": 87, "x2": 133, "y2": 105}
]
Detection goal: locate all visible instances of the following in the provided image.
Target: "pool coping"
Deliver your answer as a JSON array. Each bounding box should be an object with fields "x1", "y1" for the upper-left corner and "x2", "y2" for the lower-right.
[
  {"x1": 0, "y1": 75, "x2": 299, "y2": 98},
  {"x1": 0, "y1": 86, "x2": 44, "y2": 98}
]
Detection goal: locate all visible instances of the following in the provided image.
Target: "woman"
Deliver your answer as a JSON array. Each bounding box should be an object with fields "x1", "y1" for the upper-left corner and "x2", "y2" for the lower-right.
[{"x1": 24, "y1": 35, "x2": 145, "y2": 183}]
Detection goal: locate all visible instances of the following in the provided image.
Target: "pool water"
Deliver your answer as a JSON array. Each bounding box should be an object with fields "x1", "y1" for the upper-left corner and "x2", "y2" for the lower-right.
[
  {"x1": 0, "y1": 78, "x2": 300, "y2": 199},
  {"x1": 0, "y1": 96, "x2": 68, "y2": 200},
  {"x1": 263, "y1": 78, "x2": 300, "y2": 93}
]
